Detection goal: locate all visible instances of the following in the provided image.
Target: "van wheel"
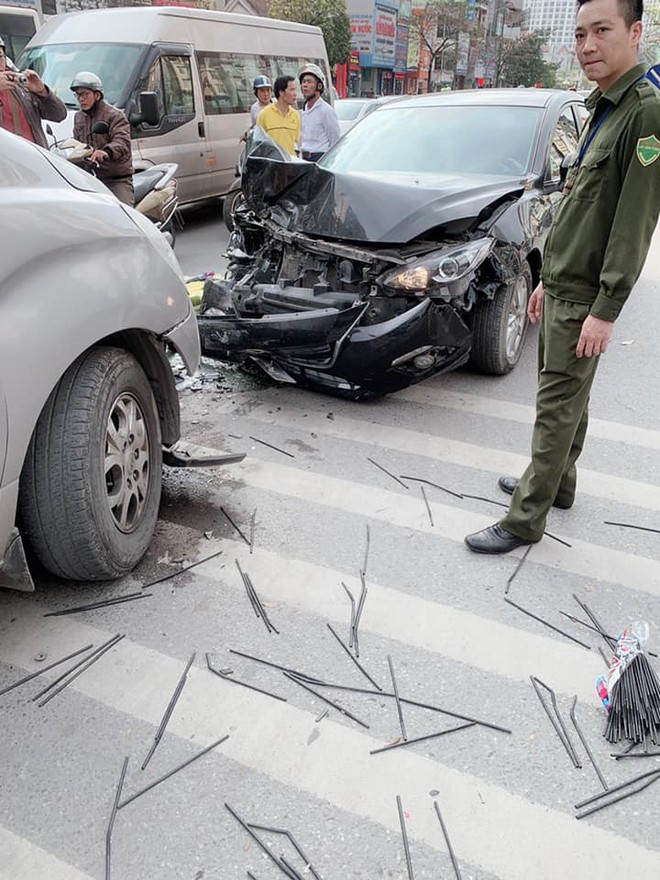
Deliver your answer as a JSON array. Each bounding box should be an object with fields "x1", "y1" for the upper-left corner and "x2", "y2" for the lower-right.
[
  {"x1": 19, "y1": 347, "x2": 162, "y2": 581},
  {"x1": 469, "y1": 264, "x2": 532, "y2": 375},
  {"x1": 223, "y1": 188, "x2": 245, "y2": 233}
]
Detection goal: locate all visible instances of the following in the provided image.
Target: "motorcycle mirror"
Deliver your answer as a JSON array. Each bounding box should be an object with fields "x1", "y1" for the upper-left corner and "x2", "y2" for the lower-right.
[
  {"x1": 130, "y1": 91, "x2": 160, "y2": 128},
  {"x1": 92, "y1": 121, "x2": 110, "y2": 135}
]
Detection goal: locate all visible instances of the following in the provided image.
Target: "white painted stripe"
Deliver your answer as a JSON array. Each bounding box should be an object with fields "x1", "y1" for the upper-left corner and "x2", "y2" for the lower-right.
[
  {"x1": 0, "y1": 611, "x2": 657, "y2": 880},
  {"x1": 0, "y1": 824, "x2": 95, "y2": 880},
  {"x1": 395, "y1": 386, "x2": 660, "y2": 451},
  {"x1": 219, "y1": 399, "x2": 660, "y2": 511},
  {"x1": 226, "y1": 457, "x2": 660, "y2": 596}
]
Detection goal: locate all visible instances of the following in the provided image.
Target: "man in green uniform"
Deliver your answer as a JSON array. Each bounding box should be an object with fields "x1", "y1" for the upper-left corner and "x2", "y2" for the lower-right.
[{"x1": 466, "y1": 0, "x2": 660, "y2": 554}]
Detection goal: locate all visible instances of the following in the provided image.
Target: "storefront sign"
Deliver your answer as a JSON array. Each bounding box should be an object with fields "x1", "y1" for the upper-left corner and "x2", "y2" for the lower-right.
[
  {"x1": 456, "y1": 31, "x2": 470, "y2": 75},
  {"x1": 350, "y1": 15, "x2": 373, "y2": 55},
  {"x1": 372, "y1": 6, "x2": 397, "y2": 68},
  {"x1": 394, "y1": 22, "x2": 409, "y2": 74}
]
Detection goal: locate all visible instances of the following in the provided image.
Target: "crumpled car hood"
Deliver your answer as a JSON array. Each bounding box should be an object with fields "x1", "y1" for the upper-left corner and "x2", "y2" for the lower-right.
[{"x1": 243, "y1": 146, "x2": 526, "y2": 245}]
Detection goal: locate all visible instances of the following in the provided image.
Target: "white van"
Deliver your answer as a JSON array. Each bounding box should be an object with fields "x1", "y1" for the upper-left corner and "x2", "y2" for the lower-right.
[{"x1": 19, "y1": 7, "x2": 331, "y2": 204}]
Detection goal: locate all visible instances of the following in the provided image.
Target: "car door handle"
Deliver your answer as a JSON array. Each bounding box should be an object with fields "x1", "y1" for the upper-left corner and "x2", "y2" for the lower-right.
[{"x1": 198, "y1": 121, "x2": 205, "y2": 138}]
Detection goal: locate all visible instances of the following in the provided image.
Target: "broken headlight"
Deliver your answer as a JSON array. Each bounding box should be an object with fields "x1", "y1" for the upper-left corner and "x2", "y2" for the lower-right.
[{"x1": 382, "y1": 238, "x2": 494, "y2": 293}]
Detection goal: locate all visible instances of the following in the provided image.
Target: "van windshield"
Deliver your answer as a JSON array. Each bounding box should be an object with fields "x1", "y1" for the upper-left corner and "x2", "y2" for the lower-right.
[{"x1": 19, "y1": 43, "x2": 144, "y2": 108}]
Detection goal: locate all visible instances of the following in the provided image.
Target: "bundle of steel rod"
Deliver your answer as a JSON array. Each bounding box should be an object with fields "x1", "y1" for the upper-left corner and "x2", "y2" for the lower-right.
[{"x1": 604, "y1": 651, "x2": 660, "y2": 745}]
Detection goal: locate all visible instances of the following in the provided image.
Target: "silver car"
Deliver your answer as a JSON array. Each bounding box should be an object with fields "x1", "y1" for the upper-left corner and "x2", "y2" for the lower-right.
[{"x1": 0, "y1": 130, "x2": 241, "y2": 590}]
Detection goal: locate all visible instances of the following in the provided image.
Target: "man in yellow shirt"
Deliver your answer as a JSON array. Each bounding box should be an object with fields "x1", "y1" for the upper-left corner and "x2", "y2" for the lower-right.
[{"x1": 257, "y1": 75, "x2": 301, "y2": 156}]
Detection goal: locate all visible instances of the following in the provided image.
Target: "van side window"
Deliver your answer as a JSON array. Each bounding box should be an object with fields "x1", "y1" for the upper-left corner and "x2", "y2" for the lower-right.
[{"x1": 141, "y1": 55, "x2": 194, "y2": 121}]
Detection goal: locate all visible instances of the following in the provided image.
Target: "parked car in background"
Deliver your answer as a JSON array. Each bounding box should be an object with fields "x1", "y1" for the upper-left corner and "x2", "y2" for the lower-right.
[
  {"x1": 199, "y1": 89, "x2": 585, "y2": 399},
  {"x1": 0, "y1": 129, "x2": 242, "y2": 591},
  {"x1": 334, "y1": 95, "x2": 403, "y2": 136}
]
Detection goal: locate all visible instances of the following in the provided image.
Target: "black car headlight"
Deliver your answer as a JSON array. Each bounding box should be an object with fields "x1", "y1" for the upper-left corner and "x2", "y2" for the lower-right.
[{"x1": 382, "y1": 238, "x2": 494, "y2": 294}]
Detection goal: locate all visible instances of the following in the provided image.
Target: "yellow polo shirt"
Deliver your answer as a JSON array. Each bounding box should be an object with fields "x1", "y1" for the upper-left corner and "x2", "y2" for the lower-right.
[{"x1": 257, "y1": 103, "x2": 301, "y2": 157}]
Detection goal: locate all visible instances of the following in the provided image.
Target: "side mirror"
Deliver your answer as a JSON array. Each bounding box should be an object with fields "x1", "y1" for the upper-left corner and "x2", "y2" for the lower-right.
[
  {"x1": 130, "y1": 91, "x2": 161, "y2": 127},
  {"x1": 92, "y1": 120, "x2": 110, "y2": 135}
]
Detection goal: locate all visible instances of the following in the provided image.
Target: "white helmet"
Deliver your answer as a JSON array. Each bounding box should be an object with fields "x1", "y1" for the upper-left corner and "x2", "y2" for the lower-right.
[
  {"x1": 70, "y1": 71, "x2": 104, "y2": 96},
  {"x1": 299, "y1": 63, "x2": 325, "y2": 93}
]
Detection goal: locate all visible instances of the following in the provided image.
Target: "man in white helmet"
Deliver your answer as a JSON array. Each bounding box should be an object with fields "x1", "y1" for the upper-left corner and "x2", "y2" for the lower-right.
[
  {"x1": 298, "y1": 63, "x2": 340, "y2": 161},
  {"x1": 71, "y1": 71, "x2": 134, "y2": 206}
]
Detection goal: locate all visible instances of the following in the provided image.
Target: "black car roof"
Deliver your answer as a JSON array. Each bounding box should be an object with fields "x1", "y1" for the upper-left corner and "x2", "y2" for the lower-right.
[{"x1": 378, "y1": 88, "x2": 579, "y2": 111}]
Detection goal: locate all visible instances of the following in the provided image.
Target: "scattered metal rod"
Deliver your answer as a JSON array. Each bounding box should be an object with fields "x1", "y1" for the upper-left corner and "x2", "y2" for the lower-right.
[
  {"x1": 388, "y1": 654, "x2": 407, "y2": 741},
  {"x1": 536, "y1": 677, "x2": 582, "y2": 767},
  {"x1": 361, "y1": 524, "x2": 371, "y2": 577},
  {"x1": 505, "y1": 545, "x2": 532, "y2": 595},
  {"x1": 312, "y1": 681, "x2": 511, "y2": 734},
  {"x1": 396, "y1": 795, "x2": 415, "y2": 880},
  {"x1": 504, "y1": 597, "x2": 591, "y2": 650},
  {"x1": 119, "y1": 735, "x2": 229, "y2": 809},
  {"x1": 420, "y1": 485, "x2": 434, "y2": 527},
  {"x1": 37, "y1": 635, "x2": 125, "y2": 707},
  {"x1": 0, "y1": 643, "x2": 94, "y2": 698},
  {"x1": 370, "y1": 722, "x2": 476, "y2": 755},
  {"x1": 327, "y1": 623, "x2": 382, "y2": 691},
  {"x1": 32, "y1": 634, "x2": 121, "y2": 703},
  {"x1": 530, "y1": 676, "x2": 581, "y2": 768},
  {"x1": 570, "y1": 696, "x2": 608, "y2": 790},
  {"x1": 400, "y1": 476, "x2": 464, "y2": 500},
  {"x1": 560, "y1": 610, "x2": 657, "y2": 658},
  {"x1": 604, "y1": 520, "x2": 660, "y2": 535},
  {"x1": 284, "y1": 672, "x2": 370, "y2": 729},
  {"x1": 315, "y1": 708, "x2": 329, "y2": 723},
  {"x1": 434, "y1": 799, "x2": 463, "y2": 880},
  {"x1": 367, "y1": 457, "x2": 408, "y2": 489},
  {"x1": 543, "y1": 531, "x2": 572, "y2": 548},
  {"x1": 248, "y1": 823, "x2": 323, "y2": 880},
  {"x1": 221, "y1": 507, "x2": 250, "y2": 545},
  {"x1": 249, "y1": 508, "x2": 257, "y2": 554},
  {"x1": 236, "y1": 560, "x2": 279, "y2": 634},
  {"x1": 141, "y1": 547, "x2": 225, "y2": 590},
  {"x1": 142, "y1": 652, "x2": 195, "y2": 770},
  {"x1": 611, "y1": 751, "x2": 660, "y2": 759},
  {"x1": 247, "y1": 873, "x2": 260, "y2": 880},
  {"x1": 279, "y1": 855, "x2": 305, "y2": 880},
  {"x1": 572, "y1": 596, "x2": 614, "y2": 650},
  {"x1": 43, "y1": 592, "x2": 152, "y2": 617},
  {"x1": 206, "y1": 654, "x2": 287, "y2": 702},
  {"x1": 598, "y1": 647, "x2": 611, "y2": 667},
  {"x1": 225, "y1": 804, "x2": 299, "y2": 879},
  {"x1": 352, "y1": 573, "x2": 368, "y2": 658},
  {"x1": 249, "y1": 435, "x2": 295, "y2": 458},
  {"x1": 341, "y1": 582, "x2": 356, "y2": 648},
  {"x1": 460, "y1": 494, "x2": 508, "y2": 508},
  {"x1": 576, "y1": 766, "x2": 660, "y2": 810},
  {"x1": 105, "y1": 757, "x2": 129, "y2": 880},
  {"x1": 228, "y1": 649, "x2": 326, "y2": 685},
  {"x1": 575, "y1": 770, "x2": 660, "y2": 820}
]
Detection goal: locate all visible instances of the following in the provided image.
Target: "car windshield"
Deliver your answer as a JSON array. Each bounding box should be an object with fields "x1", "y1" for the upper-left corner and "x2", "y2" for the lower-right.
[
  {"x1": 19, "y1": 42, "x2": 144, "y2": 108},
  {"x1": 320, "y1": 104, "x2": 543, "y2": 177},
  {"x1": 334, "y1": 100, "x2": 370, "y2": 121}
]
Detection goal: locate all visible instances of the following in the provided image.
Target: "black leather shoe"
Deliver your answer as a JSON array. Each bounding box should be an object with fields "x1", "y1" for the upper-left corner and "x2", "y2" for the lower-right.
[
  {"x1": 498, "y1": 476, "x2": 573, "y2": 510},
  {"x1": 465, "y1": 524, "x2": 535, "y2": 554}
]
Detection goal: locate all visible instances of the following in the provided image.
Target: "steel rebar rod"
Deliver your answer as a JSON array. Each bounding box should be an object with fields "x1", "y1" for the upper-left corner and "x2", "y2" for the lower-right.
[
  {"x1": 221, "y1": 506, "x2": 251, "y2": 545},
  {"x1": 569, "y1": 696, "x2": 608, "y2": 790},
  {"x1": 434, "y1": 799, "x2": 463, "y2": 880},
  {"x1": 119, "y1": 736, "x2": 229, "y2": 809},
  {"x1": 105, "y1": 757, "x2": 128, "y2": 880},
  {"x1": 32, "y1": 634, "x2": 122, "y2": 702},
  {"x1": 326, "y1": 623, "x2": 382, "y2": 691},
  {"x1": 249, "y1": 508, "x2": 257, "y2": 554},
  {"x1": 37, "y1": 635, "x2": 125, "y2": 707},
  {"x1": 142, "y1": 652, "x2": 195, "y2": 770},
  {"x1": 368, "y1": 457, "x2": 408, "y2": 489},
  {"x1": 284, "y1": 672, "x2": 370, "y2": 729},
  {"x1": 141, "y1": 548, "x2": 225, "y2": 590},
  {"x1": 248, "y1": 824, "x2": 323, "y2": 880},
  {"x1": 535, "y1": 678, "x2": 581, "y2": 767},
  {"x1": 603, "y1": 520, "x2": 660, "y2": 535},
  {"x1": 396, "y1": 795, "x2": 415, "y2": 880},
  {"x1": 0, "y1": 643, "x2": 94, "y2": 698},
  {"x1": 530, "y1": 677, "x2": 580, "y2": 768},
  {"x1": 574, "y1": 767, "x2": 660, "y2": 809},
  {"x1": 505, "y1": 545, "x2": 532, "y2": 595},
  {"x1": 249, "y1": 435, "x2": 295, "y2": 458},
  {"x1": 388, "y1": 654, "x2": 407, "y2": 741},
  {"x1": 227, "y1": 649, "x2": 326, "y2": 685},
  {"x1": 575, "y1": 771, "x2": 660, "y2": 819},
  {"x1": 420, "y1": 485, "x2": 434, "y2": 526},
  {"x1": 224, "y1": 804, "x2": 299, "y2": 879},
  {"x1": 370, "y1": 723, "x2": 476, "y2": 755},
  {"x1": 243, "y1": 571, "x2": 279, "y2": 634},
  {"x1": 341, "y1": 582, "x2": 356, "y2": 648},
  {"x1": 362, "y1": 524, "x2": 370, "y2": 577},
  {"x1": 352, "y1": 573, "x2": 368, "y2": 657},
  {"x1": 505, "y1": 597, "x2": 591, "y2": 650},
  {"x1": 206, "y1": 654, "x2": 287, "y2": 702},
  {"x1": 400, "y1": 475, "x2": 464, "y2": 500},
  {"x1": 611, "y1": 751, "x2": 660, "y2": 759},
  {"x1": 43, "y1": 592, "x2": 152, "y2": 617}
]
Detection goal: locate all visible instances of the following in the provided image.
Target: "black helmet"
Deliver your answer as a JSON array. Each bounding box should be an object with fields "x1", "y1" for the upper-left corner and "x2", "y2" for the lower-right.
[
  {"x1": 253, "y1": 75, "x2": 272, "y2": 94},
  {"x1": 70, "y1": 71, "x2": 104, "y2": 96}
]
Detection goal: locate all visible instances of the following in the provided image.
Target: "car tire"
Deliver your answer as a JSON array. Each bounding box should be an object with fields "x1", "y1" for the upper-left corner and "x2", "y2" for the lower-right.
[
  {"x1": 469, "y1": 263, "x2": 532, "y2": 375},
  {"x1": 223, "y1": 188, "x2": 244, "y2": 233},
  {"x1": 19, "y1": 346, "x2": 162, "y2": 581}
]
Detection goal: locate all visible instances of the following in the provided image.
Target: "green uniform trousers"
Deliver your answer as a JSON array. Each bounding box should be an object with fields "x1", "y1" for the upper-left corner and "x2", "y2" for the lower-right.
[{"x1": 499, "y1": 292, "x2": 601, "y2": 542}]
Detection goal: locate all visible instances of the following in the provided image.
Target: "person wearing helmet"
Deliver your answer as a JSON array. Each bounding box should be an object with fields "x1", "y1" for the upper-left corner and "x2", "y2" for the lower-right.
[
  {"x1": 298, "y1": 63, "x2": 340, "y2": 162},
  {"x1": 250, "y1": 75, "x2": 273, "y2": 126},
  {"x1": 71, "y1": 71, "x2": 134, "y2": 206},
  {"x1": 0, "y1": 36, "x2": 66, "y2": 146}
]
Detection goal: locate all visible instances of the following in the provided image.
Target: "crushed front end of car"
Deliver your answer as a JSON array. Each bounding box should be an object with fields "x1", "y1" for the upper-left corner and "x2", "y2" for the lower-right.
[{"x1": 198, "y1": 132, "x2": 524, "y2": 398}]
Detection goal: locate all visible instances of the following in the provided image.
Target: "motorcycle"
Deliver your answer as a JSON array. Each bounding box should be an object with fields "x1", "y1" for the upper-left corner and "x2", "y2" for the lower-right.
[{"x1": 49, "y1": 130, "x2": 179, "y2": 246}]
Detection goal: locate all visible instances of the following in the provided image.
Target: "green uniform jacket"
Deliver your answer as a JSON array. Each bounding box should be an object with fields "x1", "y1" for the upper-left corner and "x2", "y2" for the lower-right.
[{"x1": 542, "y1": 64, "x2": 660, "y2": 321}]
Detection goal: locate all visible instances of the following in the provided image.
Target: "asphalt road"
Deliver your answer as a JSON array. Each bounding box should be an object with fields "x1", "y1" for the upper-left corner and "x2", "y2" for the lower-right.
[{"x1": 1, "y1": 206, "x2": 659, "y2": 880}]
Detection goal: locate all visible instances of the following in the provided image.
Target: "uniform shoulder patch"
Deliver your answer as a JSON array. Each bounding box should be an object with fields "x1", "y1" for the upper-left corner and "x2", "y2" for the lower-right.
[{"x1": 636, "y1": 134, "x2": 660, "y2": 166}]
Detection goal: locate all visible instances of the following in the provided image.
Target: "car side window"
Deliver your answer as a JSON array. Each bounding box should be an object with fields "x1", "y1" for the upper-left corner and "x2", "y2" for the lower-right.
[
  {"x1": 548, "y1": 107, "x2": 579, "y2": 179},
  {"x1": 138, "y1": 55, "x2": 194, "y2": 123}
]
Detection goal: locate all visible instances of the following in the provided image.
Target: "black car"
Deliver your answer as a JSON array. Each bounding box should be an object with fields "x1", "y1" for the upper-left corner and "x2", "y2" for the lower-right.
[{"x1": 199, "y1": 89, "x2": 585, "y2": 398}]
